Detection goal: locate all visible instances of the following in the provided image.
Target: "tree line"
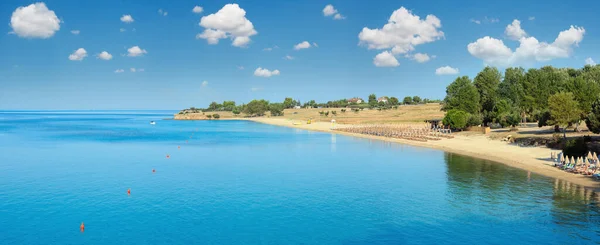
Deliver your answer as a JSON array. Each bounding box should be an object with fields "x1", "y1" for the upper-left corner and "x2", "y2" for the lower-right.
[
  {"x1": 179, "y1": 95, "x2": 440, "y2": 117},
  {"x1": 441, "y1": 64, "x2": 600, "y2": 137}
]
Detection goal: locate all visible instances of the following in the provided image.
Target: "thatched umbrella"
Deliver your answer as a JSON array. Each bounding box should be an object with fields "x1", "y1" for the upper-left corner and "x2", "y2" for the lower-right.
[{"x1": 560, "y1": 154, "x2": 565, "y2": 163}]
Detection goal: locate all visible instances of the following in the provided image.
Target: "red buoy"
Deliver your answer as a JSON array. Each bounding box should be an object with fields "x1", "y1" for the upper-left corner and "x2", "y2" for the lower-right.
[
  {"x1": 80, "y1": 222, "x2": 85, "y2": 232},
  {"x1": 127, "y1": 188, "x2": 131, "y2": 195}
]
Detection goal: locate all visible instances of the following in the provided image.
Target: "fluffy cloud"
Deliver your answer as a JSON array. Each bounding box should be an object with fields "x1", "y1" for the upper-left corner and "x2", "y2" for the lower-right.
[
  {"x1": 192, "y1": 6, "x2": 204, "y2": 14},
  {"x1": 10, "y1": 3, "x2": 60, "y2": 39},
  {"x1": 586, "y1": 58, "x2": 596, "y2": 66},
  {"x1": 411, "y1": 53, "x2": 431, "y2": 63},
  {"x1": 120, "y1": 15, "x2": 134, "y2": 23},
  {"x1": 373, "y1": 51, "x2": 399, "y2": 67},
  {"x1": 358, "y1": 7, "x2": 444, "y2": 56},
  {"x1": 468, "y1": 23, "x2": 586, "y2": 66},
  {"x1": 505, "y1": 19, "x2": 527, "y2": 40},
  {"x1": 262, "y1": 46, "x2": 278, "y2": 51},
  {"x1": 115, "y1": 69, "x2": 124, "y2": 73},
  {"x1": 71, "y1": 30, "x2": 80, "y2": 35},
  {"x1": 97, "y1": 51, "x2": 113, "y2": 60},
  {"x1": 68, "y1": 48, "x2": 87, "y2": 61},
  {"x1": 202, "y1": 81, "x2": 209, "y2": 87},
  {"x1": 158, "y1": 9, "x2": 167, "y2": 16},
  {"x1": 127, "y1": 46, "x2": 147, "y2": 57},
  {"x1": 284, "y1": 55, "x2": 294, "y2": 60},
  {"x1": 435, "y1": 66, "x2": 459, "y2": 75},
  {"x1": 130, "y1": 68, "x2": 136, "y2": 72},
  {"x1": 529, "y1": 16, "x2": 535, "y2": 21},
  {"x1": 470, "y1": 16, "x2": 499, "y2": 25},
  {"x1": 251, "y1": 87, "x2": 262, "y2": 92},
  {"x1": 197, "y1": 4, "x2": 257, "y2": 47},
  {"x1": 470, "y1": 19, "x2": 481, "y2": 24},
  {"x1": 294, "y1": 41, "x2": 311, "y2": 50},
  {"x1": 237, "y1": 66, "x2": 245, "y2": 70},
  {"x1": 254, "y1": 67, "x2": 280, "y2": 77},
  {"x1": 119, "y1": 28, "x2": 126, "y2": 32},
  {"x1": 323, "y1": 4, "x2": 344, "y2": 20}
]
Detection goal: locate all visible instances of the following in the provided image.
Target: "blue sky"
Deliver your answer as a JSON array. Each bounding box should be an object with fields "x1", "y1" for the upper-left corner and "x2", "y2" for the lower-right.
[{"x1": 0, "y1": 0, "x2": 598, "y2": 110}]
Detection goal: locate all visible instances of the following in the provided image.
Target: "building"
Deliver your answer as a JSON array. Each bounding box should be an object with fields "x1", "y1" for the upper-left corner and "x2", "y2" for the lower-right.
[
  {"x1": 377, "y1": 96, "x2": 389, "y2": 103},
  {"x1": 347, "y1": 97, "x2": 363, "y2": 104}
]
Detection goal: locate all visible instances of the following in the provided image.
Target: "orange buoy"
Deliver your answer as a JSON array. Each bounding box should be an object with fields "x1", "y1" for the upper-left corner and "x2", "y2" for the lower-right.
[
  {"x1": 80, "y1": 222, "x2": 85, "y2": 232},
  {"x1": 166, "y1": 154, "x2": 170, "y2": 159},
  {"x1": 127, "y1": 188, "x2": 131, "y2": 195}
]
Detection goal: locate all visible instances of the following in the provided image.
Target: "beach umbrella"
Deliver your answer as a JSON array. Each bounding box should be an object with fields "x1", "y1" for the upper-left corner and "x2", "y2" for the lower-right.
[
  {"x1": 588, "y1": 152, "x2": 593, "y2": 159},
  {"x1": 571, "y1": 156, "x2": 575, "y2": 164},
  {"x1": 560, "y1": 154, "x2": 565, "y2": 163},
  {"x1": 594, "y1": 152, "x2": 598, "y2": 161}
]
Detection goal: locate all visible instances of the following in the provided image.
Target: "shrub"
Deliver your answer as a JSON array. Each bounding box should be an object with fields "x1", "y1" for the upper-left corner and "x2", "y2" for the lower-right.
[
  {"x1": 331, "y1": 111, "x2": 337, "y2": 116},
  {"x1": 232, "y1": 109, "x2": 241, "y2": 115},
  {"x1": 353, "y1": 108, "x2": 360, "y2": 113},
  {"x1": 537, "y1": 110, "x2": 551, "y2": 128},
  {"x1": 467, "y1": 113, "x2": 482, "y2": 127},
  {"x1": 206, "y1": 115, "x2": 212, "y2": 119},
  {"x1": 583, "y1": 135, "x2": 592, "y2": 143},
  {"x1": 325, "y1": 111, "x2": 330, "y2": 117},
  {"x1": 341, "y1": 109, "x2": 346, "y2": 113},
  {"x1": 563, "y1": 137, "x2": 587, "y2": 157},
  {"x1": 443, "y1": 109, "x2": 471, "y2": 130},
  {"x1": 319, "y1": 111, "x2": 324, "y2": 115},
  {"x1": 212, "y1": 114, "x2": 220, "y2": 119}
]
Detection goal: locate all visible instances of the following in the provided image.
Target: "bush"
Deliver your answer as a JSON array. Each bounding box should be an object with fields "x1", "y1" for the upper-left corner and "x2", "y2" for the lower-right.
[
  {"x1": 353, "y1": 108, "x2": 360, "y2": 113},
  {"x1": 232, "y1": 109, "x2": 240, "y2": 115},
  {"x1": 319, "y1": 111, "x2": 324, "y2": 115},
  {"x1": 583, "y1": 135, "x2": 592, "y2": 143},
  {"x1": 206, "y1": 115, "x2": 212, "y2": 119},
  {"x1": 325, "y1": 111, "x2": 330, "y2": 117},
  {"x1": 586, "y1": 98, "x2": 600, "y2": 134},
  {"x1": 563, "y1": 137, "x2": 587, "y2": 157},
  {"x1": 212, "y1": 114, "x2": 220, "y2": 119},
  {"x1": 467, "y1": 113, "x2": 482, "y2": 127},
  {"x1": 537, "y1": 110, "x2": 551, "y2": 127},
  {"x1": 332, "y1": 111, "x2": 337, "y2": 116},
  {"x1": 341, "y1": 109, "x2": 346, "y2": 113},
  {"x1": 443, "y1": 109, "x2": 471, "y2": 130}
]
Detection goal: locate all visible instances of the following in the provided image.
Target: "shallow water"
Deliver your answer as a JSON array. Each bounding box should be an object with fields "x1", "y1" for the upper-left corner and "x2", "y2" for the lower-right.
[{"x1": 0, "y1": 111, "x2": 599, "y2": 244}]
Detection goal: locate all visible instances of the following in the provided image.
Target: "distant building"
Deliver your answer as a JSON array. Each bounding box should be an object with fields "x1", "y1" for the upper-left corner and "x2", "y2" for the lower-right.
[
  {"x1": 293, "y1": 106, "x2": 301, "y2": 109},
  {"x1": 347, "y1": 97, "x2": 363, "y2": 104},
  {"x1": 377, "y1": 96, "x2": 389, "y2": 103}
]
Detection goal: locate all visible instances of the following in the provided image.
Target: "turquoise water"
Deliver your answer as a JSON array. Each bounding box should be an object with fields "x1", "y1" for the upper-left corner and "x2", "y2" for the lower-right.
[{"x1": 1, "y1": 111, "x2": 599, "y2": 244}]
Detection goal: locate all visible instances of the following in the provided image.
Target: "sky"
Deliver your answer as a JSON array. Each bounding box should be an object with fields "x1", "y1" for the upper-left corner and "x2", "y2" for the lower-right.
[{"x1": 0, "y1": 0, "x2": 598, "y2": 110}]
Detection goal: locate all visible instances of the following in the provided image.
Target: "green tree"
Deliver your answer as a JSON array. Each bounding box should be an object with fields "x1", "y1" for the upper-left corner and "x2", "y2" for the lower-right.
[
  {"x1": 499, "y1": 67, "x2": 526, "y2": 121},
  {"x1": 388, "y1": 97, "x2": 399, "y2": 106},
  {"x1": 244, "y1": 99, "x2": 270, "y2": 116},
  {"x1": 403, "y1": 96, "x2": 412, "y2": 105},
  {"x1": 548, "y1": 92, "x2": 581, "y2": 138},
  {"x1": 212, "y1": 114, "x2": 220, "y2": 119},
  {"x1": 269, "y1": 103, "x2": 285, "y2": 116},
  {"x1": 283, "y1": 98, "x2": 295, "y2": 109},
  {"x1": 443, "y1": 109, "x2": 470, "y2": 130},
  {"x1": 207, "y1": 102, "x2": 222, "y2": 111},
  {"x1": 412, "y1": 96, "x2": 422, "y2": 104},
  {"x1": 474, "y1": 67, "x2": 502, "y2": 125},
  {"x1": 232, "y1": 108, "x2": 241, "y2": 115},
  {"x1": 222, "y1": 101, "x2": 236, "y2": 111},
  {"x1": 585, "y1": 98, "x2": 600, "y2": 134},
  {"x1": 565, "y1": 76, "x2": 600, "y2": 119},
  {"x1": 442, "y1": 76, "x2": 480, "y2": 114},
  {"x1": 206, "y1": 114, "x2": 212, "y2": 119},
  {"x1": 368, "y1": 94, "x2": 378, "y2": 108}
]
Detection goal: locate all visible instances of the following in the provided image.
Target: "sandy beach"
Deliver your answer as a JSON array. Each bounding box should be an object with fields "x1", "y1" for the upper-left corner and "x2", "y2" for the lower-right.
[{"x1": 248, "y1": 117, "x2": 600, "y2": 190}]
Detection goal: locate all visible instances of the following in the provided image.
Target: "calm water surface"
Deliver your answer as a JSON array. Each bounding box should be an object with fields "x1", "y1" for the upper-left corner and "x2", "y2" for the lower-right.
[{"x1": 0, "y1": 111, "x2": 599, "y2": 244}]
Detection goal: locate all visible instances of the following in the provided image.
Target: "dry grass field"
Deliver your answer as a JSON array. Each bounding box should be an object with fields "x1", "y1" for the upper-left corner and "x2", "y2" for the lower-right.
[{"x1": 174, "y1": 103, "x2": 444, "y2": 124}]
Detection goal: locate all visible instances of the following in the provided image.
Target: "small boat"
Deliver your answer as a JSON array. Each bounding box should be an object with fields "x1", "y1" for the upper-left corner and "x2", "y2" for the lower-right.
[{"x1": 150, "y1": 121, "x2": 156, "y2": 125}]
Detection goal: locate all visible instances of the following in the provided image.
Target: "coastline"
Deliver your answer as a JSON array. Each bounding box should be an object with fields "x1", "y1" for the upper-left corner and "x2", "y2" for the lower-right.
[{"x1": 244, "y1": 117, "x2": 600, "y2": 190}]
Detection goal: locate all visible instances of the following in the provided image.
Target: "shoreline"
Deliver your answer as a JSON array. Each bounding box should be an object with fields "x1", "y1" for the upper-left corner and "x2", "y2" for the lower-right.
[{"x1": 243, "y1": 117, "x2": 600, "y2": 190}]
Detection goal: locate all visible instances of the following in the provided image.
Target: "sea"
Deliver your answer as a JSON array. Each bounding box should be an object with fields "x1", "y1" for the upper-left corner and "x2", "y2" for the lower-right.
[{"x1": 0, "y1": 111, "x2": 599, "y2": 244}]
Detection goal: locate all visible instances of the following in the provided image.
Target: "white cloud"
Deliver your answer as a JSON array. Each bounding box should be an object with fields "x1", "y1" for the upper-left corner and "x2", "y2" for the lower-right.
[
  {"x1": 197, "y1": 4, "x2": 257, "y2": 47},
  {"x1": 10, "y1": 3, "x2": 60, "y2": 39},
  {"x1": 202, "y1": 81, "x2": 209, "y2": 87},
  {"x1": 294, "y1": 41, "x2": 311, "y2": 50},
  {"x1": 192, "y1": 6, "x2": 204, "y2": 14},
  {"x1": 468, "y1": 25, "x2": 586, "y2": 66},
  {"x1": 262, "y1": 46, "x2": 278, "y2": 51},
  {"x1": 505, "y1": 19, "x2": 527, "y2": 40},
  {"x1": 237, "y1": 66, "x2": 245, "y2": 70},
  {"x1": 373, "y1": 51, "x2": 399, "y2": 67},
  {"x1": 71, "y1": 30, "x2": 80, "y2": 35},
  {"x1": 158, "y1": 9, "x2": 167, "y2": 16},
  {"x1": 323, "y1": 4, "x2": 345, "y2": 20},
  {"x1": 127, "y1": 46, "x2": 147, "y2": 57},
  {"x1": 333, "y1": 13, "x2": 345, "y2": 20},
  {"x1": 529, "y1": 16, "x2": 535, "y2": 21},
  {"x1": 486, "y1": 17, "x2": 499, "y2": 23},
  {"x1": 97, "y1": 51, "x2": 113, "y2": 60},
  {"x1": 586, "y1": 58, "x2": 596, "y2": 66},
  {"x1": 254, "y1": 67, "x2": 280, "y2": 77},
  {"x1": 470, "y1": 19, "x2": 481, "y2": 24},
  {"x1": 435, "y1": 66, "x2": 459, "y2": 75},
  {"x1": 358, "y1": 7, "x2": 444, "y2": 56},
  {"x1": 130, "y1": 68, "x2": 136, "y2": 72},
  {"x1": 120, "y1": 15, "x2": 134, "y2": 23},
  {"x1": 115, "y1": 69, "x2": 124, "y2": 73},
  {"x1": 411, "y1": 53, "x2": 431, "y2": 63},
  {"x1": 68, "y1": 48, "x2": 87, "y2": 61},
  {"x1": 313, "y1": 42, "x2": 319, "y2": 47},
  {"x1": 119, "y1": 28, "x2": 126, "y2": 32},
  {"x1": 251, "y1": 87, "x2": 262, "y2": 92},
  {"x1": 284, "y1": 55, "x2": 294, "y2": 60},
  {"x1": 323, "y1": 4, "x2": 337, "y2": 16}
]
